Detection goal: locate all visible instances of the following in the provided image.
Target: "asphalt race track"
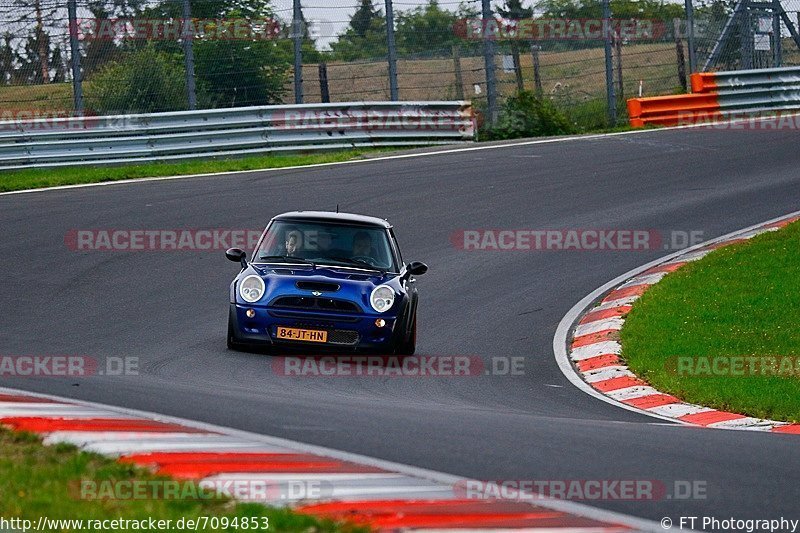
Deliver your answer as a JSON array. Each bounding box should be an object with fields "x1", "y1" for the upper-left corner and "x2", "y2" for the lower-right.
[{"x1": 2, "y1": 127, "x2": 799, "y2": 526}]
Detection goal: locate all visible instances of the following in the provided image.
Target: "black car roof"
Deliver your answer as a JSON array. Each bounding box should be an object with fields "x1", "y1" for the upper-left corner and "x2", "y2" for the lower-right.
[{"x1": 272, "y1": 211, "x2": 392, "y2": 229}]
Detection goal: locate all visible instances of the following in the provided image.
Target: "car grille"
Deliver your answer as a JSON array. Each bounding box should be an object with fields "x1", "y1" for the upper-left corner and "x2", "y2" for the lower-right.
[
  {"x1": 327, "y1": 330, "x2": 360, "y2": 345},
  {"x1": 268, "y1": 311, "x2": 359, "y2": 323},
  {"x1": 271, "y1": 296, "x2": 361, "y2": 313}
]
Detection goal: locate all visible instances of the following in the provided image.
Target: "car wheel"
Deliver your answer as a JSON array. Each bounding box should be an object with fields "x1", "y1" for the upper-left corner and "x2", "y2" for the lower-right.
[
  {"x1": 395, "y1": 314, "x2": 417, "y2": 356},
  {"x1": 227, "y1": 318, "x2": 244, "y2": 351}
]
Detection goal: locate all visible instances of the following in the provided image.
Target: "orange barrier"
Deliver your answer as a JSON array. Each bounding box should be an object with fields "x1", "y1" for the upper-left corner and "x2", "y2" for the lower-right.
[
  {"x1": 690, "y1": 72, "x2": 718, "y2": 93},
  {"x1": 627, "y1": 71, "x2": 722, "y2": 127},
  {"x1": 626, "y1": 93, "x2": 721, "y2": 127}
]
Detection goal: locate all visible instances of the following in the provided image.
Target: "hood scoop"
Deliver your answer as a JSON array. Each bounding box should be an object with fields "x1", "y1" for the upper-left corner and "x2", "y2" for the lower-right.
[
  {"x1": 271, "y1": 268, "x2": 298, "y2": 275},
  {"x1": 345, "y1": 273, "x2": 373, "y2": 281},
  {"x1": 296, "y1": 281, "x2": 340, "y2": 292}
]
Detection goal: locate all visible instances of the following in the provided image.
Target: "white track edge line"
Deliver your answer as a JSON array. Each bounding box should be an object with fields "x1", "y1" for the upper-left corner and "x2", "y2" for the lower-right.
[
  {"x1": 0, "y1": 385, "x2": 664, "y2": 532},
  {"x1": 553, "y1": 209, "x2": 800, "y2": 425}
]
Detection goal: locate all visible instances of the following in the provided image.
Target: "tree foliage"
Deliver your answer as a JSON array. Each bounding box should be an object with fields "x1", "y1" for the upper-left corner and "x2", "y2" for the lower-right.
[
  {"x1": 82, "y1": 0, "x2": 294, "y2": 111},
  {"x1": 395, "y1": 1, "x2": 461, "y2": 56},
  {"x1": 329, "y1": 0, "x2": 480, "y2": 60},
  {"x1": 535, "y1": 0, "x2": 683, "y2": 21},
  {"x1": 328, "y1": 0, "x2": 387, "y2": 60},
  {"x1": 84, "y1": 43, "x2": 189, "y2": 113},
  {"x1": 193, "y1": 38, "x2": 290, "y2": 108}
]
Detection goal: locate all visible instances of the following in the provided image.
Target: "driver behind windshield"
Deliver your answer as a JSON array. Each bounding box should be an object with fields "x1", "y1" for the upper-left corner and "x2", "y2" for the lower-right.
[
  {"x1": 284, "y1": 228, "x2": 302, "y2": 255},
  {"x1": 352, "y1": 231, "x2": 373, "y2": 259}
]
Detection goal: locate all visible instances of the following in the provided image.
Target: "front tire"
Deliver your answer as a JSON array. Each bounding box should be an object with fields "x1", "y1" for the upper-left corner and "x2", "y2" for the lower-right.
[
  {"x1": 395, "y1": 314, "x2": 417, "y2": 356},
  {"x1": 227, "y1": 318, "x2": 244, "y2": 351}
]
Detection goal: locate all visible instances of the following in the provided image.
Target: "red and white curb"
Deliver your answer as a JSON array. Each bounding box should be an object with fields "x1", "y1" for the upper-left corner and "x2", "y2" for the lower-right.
[
  {"x1": 555, "y1": 211, "x2": 800, "y2": 433},
  {"x1": 0, "y1": 387, "x2": 664, "y2": 532}
]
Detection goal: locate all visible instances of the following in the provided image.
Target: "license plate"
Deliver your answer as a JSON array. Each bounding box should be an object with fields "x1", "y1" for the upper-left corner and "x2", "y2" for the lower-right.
[{"x1": 276, "y1": 327, "x2": 328, "y2": 343}]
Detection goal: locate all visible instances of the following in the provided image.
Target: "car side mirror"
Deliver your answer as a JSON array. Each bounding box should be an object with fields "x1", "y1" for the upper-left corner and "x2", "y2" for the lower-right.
[
  {"x1": 226, "y1": 248, "x2": 247, "y2": 268},
  {"x1": 406, "y1": 261, "x2": 428, "y2": 277}
]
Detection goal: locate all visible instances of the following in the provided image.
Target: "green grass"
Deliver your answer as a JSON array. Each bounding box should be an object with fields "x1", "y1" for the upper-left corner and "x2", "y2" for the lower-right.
[
  {"x1": 0, "y1": 428, "x2": 362, "y2": 531},
  {"x1": 620, "y1": 221, "x2": 800, "y2": 422},
  {"x1": 0, "y1": 149, "x2": 387, "y2": 193},
  {"x1": 560, "y1": 98, "x2": 635, "y2": 134}
]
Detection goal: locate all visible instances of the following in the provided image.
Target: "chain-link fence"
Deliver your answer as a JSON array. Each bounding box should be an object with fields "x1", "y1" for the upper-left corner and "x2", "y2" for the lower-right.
[{"x1": 1, "y1": 0, "x2": 800, "y2": 130}]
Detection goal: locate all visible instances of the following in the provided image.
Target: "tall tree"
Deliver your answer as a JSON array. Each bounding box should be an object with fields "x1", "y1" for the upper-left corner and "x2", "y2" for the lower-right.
[
  {"x1": 351, "y1": 0, "x2": 382, "y2": 38},
  {"x1": 17, "y1": 32, "x2": 51, "y2": 84},
  {"x1": 0, "y1": 33, "x2": 14, "y2": 85},
  {"x1": 33, "y1": 0, "x2": 49, "y2": 83},
  {"x1": 50, "y1": 45, "x2": 66, "y2": 83},
  {"x1": 328, "y1": 0, "x2": 386, "y2": 60},
  {"x1": 497, "y1": 0, "x2": 533, "y2": 90},
  {"x1": 141, "y1": 0, "x2": 274, "y2": 21},
  {"x1": 395, "y1": 0, "x2": 461, "y2": 56},
  {"x1": 10, "y1": 0, "x2": 57, "y2": 83},
  {"x1": 81, "y1": 1, "x2": 121, "y2": 76}
]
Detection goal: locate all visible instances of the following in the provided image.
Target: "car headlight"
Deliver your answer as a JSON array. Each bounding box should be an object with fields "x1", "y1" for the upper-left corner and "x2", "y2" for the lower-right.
[
  {"x1": 370, "y1": 285, "x2": 395, "y2": 313},
  {"x1": 239, "y1": 275, "x2": 265, "y2": 303}
]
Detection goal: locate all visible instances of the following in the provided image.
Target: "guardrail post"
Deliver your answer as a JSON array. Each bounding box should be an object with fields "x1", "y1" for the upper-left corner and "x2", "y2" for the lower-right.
[
  {"x1": 452, "y1": 45, "x2": 465, "y2": 100},
  {"x1": 67, "y1": 0, "x2": 84, "y2": 116},
  {"x1": 602, "y1": 0, "x2": 616, "y2": 126},
  {"x1": 772, "y1": 0, "x2": 782, "y2": 66},
  {"x1": 293, "y1": 0, "x2": 304, "y2": 104},
  {"x1": 385, "y1": 0, "x2": 399, "y2": 101},
  {"x1": 684, "y1": 0, "x2": 697, "y2": 73},
  {"x1": 182, "y1": 0, "x2": 197, "y2": 110},
  {"x1": 530, "y1": 44, "x2": 542, "y2": 96},
  {"x1": 614, "y1": 33, "x2": 623, "y2": 102},
  {"x1": 674, "y1": 20, "x2": 688, "y2": 92},
  {"x1": 740, "y1": 8, "x2": 752, "y2": 69},
  {"x1": 482, "y1": 0, "x2": 498, "y2": 125},
  {"x1": 318, "y1": 63, "x2": 330, "y2": 103},
  {"x1": 513, "y1": 44, "x2": 524, "y2": 92}
]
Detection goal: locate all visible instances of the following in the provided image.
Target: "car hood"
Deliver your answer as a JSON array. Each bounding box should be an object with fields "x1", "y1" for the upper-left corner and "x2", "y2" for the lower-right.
[
  {"x1": 244, "y1": 264, "x2": 401, "y2": 312},
  {"x1": 252, "y1": 264, "x2": 390, "y2": 283}
]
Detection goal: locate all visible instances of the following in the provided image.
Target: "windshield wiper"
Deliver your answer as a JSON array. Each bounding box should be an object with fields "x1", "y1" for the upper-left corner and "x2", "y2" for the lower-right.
[
  {"x1": 326, "y1": 256, "x2": 385, "y2": 273},
  {"x1": 257, "y1": 255, "x2": 315, "y2": 267}
]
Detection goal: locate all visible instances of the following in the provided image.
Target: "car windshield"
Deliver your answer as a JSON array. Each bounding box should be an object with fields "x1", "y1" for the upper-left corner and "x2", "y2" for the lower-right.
[{"x1": 255, "y1": 220, "x2": 397, "y2": 272}]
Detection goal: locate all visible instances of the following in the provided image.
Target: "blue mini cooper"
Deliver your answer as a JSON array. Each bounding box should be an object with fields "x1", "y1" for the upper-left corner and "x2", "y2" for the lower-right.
[{"x1": 225, "y1": 211, "x2": 428, "y2": 354}]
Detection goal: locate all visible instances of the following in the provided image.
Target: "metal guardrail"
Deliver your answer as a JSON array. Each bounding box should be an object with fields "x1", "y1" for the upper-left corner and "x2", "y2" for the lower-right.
[
  {"x1": 0, "y1": 101, "x2": 475, "y2": 170},
  {"x1": 627, "y1": 66, "x2": 800, "y2": 127},
  {"x1": 692, "y1": 66, "x2": 800, "y2": 92}
]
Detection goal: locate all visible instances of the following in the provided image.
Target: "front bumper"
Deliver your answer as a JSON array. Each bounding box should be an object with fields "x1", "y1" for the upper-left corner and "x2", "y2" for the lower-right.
[{"x1": 229, "y1": 303, "x2": 400, "y2": 351}]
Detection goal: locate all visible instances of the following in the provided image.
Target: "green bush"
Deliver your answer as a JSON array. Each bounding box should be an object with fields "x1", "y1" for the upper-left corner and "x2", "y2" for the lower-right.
[
  {"x1": 561, "y1": 98, "x2": 610, "y2": 132},
  {"x1": 482, "y1": 90, "x2": 574, "y2": 140},
  {"x1": 193, "y1": 40, "x2": 289, "y2": 108},
  {"x1": 85, "y1": 37, "x2": 291, "y2": 114},
  {"x1": 85, "y1": 44, "x2": 190, "y2": 114}
]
